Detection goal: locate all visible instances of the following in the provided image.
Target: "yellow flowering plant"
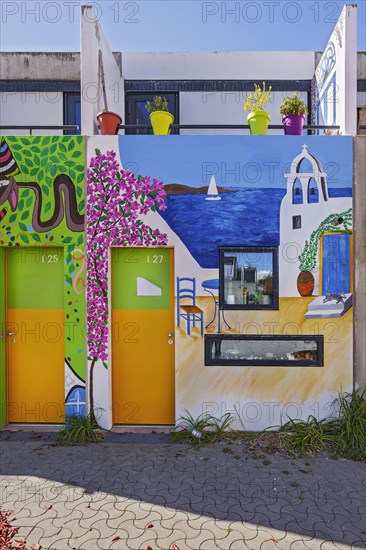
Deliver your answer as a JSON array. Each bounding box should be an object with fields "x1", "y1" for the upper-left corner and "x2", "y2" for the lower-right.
[{"x1": 244, "y1": 82, "x2": 272, "y2": 112}]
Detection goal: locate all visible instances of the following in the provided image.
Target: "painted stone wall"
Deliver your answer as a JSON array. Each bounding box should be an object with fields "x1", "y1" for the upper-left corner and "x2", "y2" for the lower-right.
[
  {"x1": 0, "y1": 135, "x2": 86, "y2": 424},
  {"x1": 87, "y1": 135, "x2": 353, "y2": 431}
]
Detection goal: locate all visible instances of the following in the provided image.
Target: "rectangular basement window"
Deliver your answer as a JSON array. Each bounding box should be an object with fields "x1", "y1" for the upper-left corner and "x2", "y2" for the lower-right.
[{"x1": 205, "y1": 335, "x2": 324, "y2": 367}]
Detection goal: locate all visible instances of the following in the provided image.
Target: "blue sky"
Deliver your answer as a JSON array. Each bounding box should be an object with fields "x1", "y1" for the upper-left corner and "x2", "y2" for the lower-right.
[
  {"x1": 118, "y1": 135, "x2": 353, "y2": 188},
  {"x1": 0, "y1": 1, "x2": 365, "y2": 52}
]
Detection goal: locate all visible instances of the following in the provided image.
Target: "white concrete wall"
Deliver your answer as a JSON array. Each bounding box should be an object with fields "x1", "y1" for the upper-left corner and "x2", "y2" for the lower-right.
[
  {"x1": 81, "y1": 6, "x2": 124, "y2": 135},
  {"x1": 180, "y1": 91, "x2": 309, "y2": 135},
  {"x1": 121, "y1": 52, "x2": 315, "y2": 80},
  {"x1": 0, "y1": 91, "x2": 63, "y2": 135},
  {"x1": 120, "y1": 52, "x2": 313, "y2": 134},
  {"x1": 0, "y1": 52, "x2": 80, "y2": 81},
  {"x1": 314, "y1": 5, "x2": 357, "y2": 135}
]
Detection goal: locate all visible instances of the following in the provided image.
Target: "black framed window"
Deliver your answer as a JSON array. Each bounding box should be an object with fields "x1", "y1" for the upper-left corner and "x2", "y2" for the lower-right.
[
  {"x1": 293, "y1": 215, "x2": 302, "y2": 229},
  {"x1": 63, "y1": 92, "x2": 81, "y2": 135},
  {"x1": 125, "y1": 92, "x2": 179, "y2": 134},
  {"x1": 219, "y1": 247, "x2": 279, "y2": 310},
  {"x1": 205, "y1": 335, "x2": 324, "y2": 367}
]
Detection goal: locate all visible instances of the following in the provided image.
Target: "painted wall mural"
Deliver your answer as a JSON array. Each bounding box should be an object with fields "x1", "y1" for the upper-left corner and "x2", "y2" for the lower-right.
[
  {"x1": 0, "y1": 135, "x2": 86, "y2": 423},
  {"x1": 113, "y1": 134, "x2": 353, "y2": 431},
  {"x1": 86, "y1": 147, "x2": 167, "y2": 424},
  {"x1": 0, "y1": 134, "x2": 355, "y2": 429}
]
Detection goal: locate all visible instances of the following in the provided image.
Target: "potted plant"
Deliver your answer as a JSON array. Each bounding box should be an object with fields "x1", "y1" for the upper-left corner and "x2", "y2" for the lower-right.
[
  {"x1": 297, "y1": 240, "x2": 316, "y2": 296},
  {"x1": 97, "y1": 109, "x2": 122, "y2": 135},
  {"x1": 146, "y1": 96, "x2": 174, "y2": 135},
  {"x1": 244, "y1": 82, "x2": 272, "y2": 135},
  {"x1": 280, "y1": 93, "x2": 307, "y2": 135}
]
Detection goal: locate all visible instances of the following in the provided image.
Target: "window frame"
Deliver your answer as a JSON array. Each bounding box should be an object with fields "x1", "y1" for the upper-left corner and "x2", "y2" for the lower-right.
[
  {"x1": 219, "y1": 246, "x2": 279, "y2": 310},
  {"x1": 205, "y1": 334, "x2": 324, "y2": 367},
  {"x1": 63, "y1": 91, "x2": 81, "y2": 135},
  {"x1": 125, "y1": 92, "x2": 180, "y2": 135}
]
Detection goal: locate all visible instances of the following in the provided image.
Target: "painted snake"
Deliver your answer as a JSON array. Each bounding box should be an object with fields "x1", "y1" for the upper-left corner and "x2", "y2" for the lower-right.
[
  {"x1": 0, "y1": 137, "x2": 84, "y2": 232},
  {"x1": 0, "y1": 175, "x2": 84, "y2": 232}
]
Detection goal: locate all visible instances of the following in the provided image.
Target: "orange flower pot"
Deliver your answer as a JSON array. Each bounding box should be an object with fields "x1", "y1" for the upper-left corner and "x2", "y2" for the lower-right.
[{"x1": 97, "y1": 111, "x2": 122, "y2": 135}]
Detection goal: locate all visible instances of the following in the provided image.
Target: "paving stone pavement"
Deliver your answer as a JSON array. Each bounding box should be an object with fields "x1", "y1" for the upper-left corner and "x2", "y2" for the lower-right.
[{"x1": 0, "y1": 431, "x2": 365, "y2": 550}]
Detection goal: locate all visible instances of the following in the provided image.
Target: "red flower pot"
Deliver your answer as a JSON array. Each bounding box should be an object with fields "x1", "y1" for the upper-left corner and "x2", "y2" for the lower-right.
[
  {"x1": 297, "y1": 271, "x2": 315, "y2": 296},
  {"x1": 97, "y1": 111, "x2": 122, "y2": 135}
]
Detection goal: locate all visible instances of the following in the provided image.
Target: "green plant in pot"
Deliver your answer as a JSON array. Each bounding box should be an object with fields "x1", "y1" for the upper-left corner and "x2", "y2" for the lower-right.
[
  {"x1": 244, "y1": 82, "x2": 272, "y2": 135},
  {"x1": 297, "y1": 209, "x2": 352, "y2": 296},
  {"x1": 298, "y1": 240, "x2": 316, "y2": 296},
  {"x1": 146, "y1": 96, "x2": 174, "y2": 135},
  {"x1": 280, "y1": 93, "x2": 307, "y2": 135}
]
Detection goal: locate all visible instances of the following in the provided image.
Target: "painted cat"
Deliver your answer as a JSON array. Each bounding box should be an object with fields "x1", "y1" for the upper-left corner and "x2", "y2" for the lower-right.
[{"x1": 323, "y1": 292, "x2": 346, "y2": 304}]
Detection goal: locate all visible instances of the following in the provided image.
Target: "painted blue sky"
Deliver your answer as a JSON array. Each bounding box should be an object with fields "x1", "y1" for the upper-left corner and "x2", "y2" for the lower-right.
[
  {"x1": 118, "y1": 136, "x2": 353, "y2": 189},
  {"x1": 1, "y1": 1, "x2": 365, "y2": 51}
]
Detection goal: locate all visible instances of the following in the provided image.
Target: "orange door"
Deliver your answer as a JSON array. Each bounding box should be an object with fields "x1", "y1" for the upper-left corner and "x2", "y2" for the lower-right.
[
  {"x1": 6, "y1": 248, "x2": 64, "y2": 423},
  {"x1": 112, "y1": 248, "x2": 175, "y2": 425}
]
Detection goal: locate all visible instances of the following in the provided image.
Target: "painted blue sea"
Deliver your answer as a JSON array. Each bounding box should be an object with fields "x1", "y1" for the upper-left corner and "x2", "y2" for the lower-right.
[{"x1": 159, "y1": 187, "x2": 351, "y2": 268}]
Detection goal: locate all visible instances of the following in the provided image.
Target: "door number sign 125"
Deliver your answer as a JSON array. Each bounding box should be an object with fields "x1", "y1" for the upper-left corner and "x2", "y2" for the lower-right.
[{"x1": 42, "y1": 255, "x2": 59, "y2": 264}]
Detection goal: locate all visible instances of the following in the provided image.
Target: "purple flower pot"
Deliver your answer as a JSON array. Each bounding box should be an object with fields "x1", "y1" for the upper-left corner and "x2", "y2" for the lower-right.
[{"x1": 282, "y1": 114, "x2": 305, "y2": 135}]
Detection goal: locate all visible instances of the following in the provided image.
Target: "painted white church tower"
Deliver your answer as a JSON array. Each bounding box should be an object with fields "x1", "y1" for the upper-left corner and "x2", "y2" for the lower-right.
[{"x1": 279, "y1": 144, "x2": 352, "y2": 297}]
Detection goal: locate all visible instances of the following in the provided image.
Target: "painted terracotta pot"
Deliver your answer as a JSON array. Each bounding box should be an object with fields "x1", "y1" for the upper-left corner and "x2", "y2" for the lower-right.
[
  {"x1": 149, "y1": 111, "x2": 174, "y2": 135},
  {"x1": 97, "y1": 111, "x2": 122, "y2": 135},
  {"x1": 247, "y1": 111, "x2": 271, "y2": 135},
  {"x1": 282, "y1": 114, "x2": 305, "y2": 135},
  {"x1": 297, "y1": 271, "x2": 315, "y2": 296}
]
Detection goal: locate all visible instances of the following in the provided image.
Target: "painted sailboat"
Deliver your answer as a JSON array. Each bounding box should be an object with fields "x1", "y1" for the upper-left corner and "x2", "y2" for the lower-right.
[{"x1": 206, "y1": 175, "x2": 221, "y2": 201}]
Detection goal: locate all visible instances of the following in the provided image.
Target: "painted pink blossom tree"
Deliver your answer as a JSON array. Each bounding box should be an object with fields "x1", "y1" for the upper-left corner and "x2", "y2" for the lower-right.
[{"x1": 87, "y1": 149, "x2": 167, "y2": 423}]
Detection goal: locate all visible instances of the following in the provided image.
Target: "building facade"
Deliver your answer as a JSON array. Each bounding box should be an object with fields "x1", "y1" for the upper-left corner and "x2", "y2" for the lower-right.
[{"x1": 0, "y1": 4, "x2": 365, "y2": 430}]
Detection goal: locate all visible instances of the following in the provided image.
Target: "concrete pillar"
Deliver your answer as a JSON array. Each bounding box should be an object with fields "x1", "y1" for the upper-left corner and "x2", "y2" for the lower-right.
[{"x1": 354, "y1": 136, "x2": 366, "y2": 389}]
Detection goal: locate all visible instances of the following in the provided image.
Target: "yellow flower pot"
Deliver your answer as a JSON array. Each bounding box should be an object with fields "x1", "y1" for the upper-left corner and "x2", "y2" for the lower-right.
[
  {"x1": 149, "y1": 111, "x2": 174, "y2": 135},
  {"x1": 247, "y1": 111, "x2": 271, "y2": 135}
]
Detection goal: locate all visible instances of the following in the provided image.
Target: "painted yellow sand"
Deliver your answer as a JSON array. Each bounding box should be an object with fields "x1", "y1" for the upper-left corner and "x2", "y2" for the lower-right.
[{"x1": 176, "y1": 297, "x2": 352, "y2": 411}]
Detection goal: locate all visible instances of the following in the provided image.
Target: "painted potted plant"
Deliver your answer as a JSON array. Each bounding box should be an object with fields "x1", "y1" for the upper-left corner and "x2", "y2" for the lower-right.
[
  {"x1": 297, "y1": 209, "x2": 352, "y2": 297},
  {"x1": 244, "y1": 82, "x2": 272, "y2": 135},
  {"x1": 280, "y1": 93, "x2": 307, "y2": 135},
  {"x1": 297, "y1": 240, "x2": 316, "y2": 296},
  {"x1": 146, "y1": 96, "x2": 174, "y2": 135},
  {"x1": 97, "y1": 109, "x2": 122, "y2": 135}
]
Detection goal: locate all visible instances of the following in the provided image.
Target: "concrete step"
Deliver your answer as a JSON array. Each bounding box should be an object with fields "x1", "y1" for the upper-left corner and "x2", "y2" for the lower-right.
[
  {"x1": 307, "y1": 293, "x2": 352, "y2": 311},
  {"x1": 305, "y1": 294, "x2": 353, "y2": 319}
]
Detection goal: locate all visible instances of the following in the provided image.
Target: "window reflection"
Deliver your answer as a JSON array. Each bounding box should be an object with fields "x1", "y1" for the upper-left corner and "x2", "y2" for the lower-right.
[
  {"x1": 205, "y1": 336, "x2": 323, "y2": 367},
  {"x1": 221, "y1": 247, "x2": 277, "y2": 309}
]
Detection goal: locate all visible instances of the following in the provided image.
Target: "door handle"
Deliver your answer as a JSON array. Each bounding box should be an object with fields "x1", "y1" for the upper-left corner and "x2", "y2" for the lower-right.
[
  {"x1": 168, "y1": 332, "x2": 174, "y2": 337},
  {"x1": 0, "y1": 331, "x2": 16, "y2": 339}
]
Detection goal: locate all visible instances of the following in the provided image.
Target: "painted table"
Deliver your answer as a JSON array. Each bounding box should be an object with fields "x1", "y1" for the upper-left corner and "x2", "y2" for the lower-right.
[{"x1": 202, "y1": 279, "x2": 231, "y2": 334}]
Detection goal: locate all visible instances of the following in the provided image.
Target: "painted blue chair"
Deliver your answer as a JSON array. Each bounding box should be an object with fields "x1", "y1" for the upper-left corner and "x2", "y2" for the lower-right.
[{"x1": 177, "y1": 277, "x2": 204, "y2": 336}]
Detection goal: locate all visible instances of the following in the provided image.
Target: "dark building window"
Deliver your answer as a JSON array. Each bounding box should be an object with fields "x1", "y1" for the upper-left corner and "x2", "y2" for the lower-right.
[
  {"x1": 125, "y1": 93, "x2": 179, "y2": 134},
  {"x1": 205, "y1": 335, "x2": 324, "y2": 367},
  {"x1": 219, "y1": 246, "x2": 279, "y2": 310},
  {"x1": 293, "y1": 215, "x2": 302, "y2": 229},
  {"x1": 63, "y1": 92, "x2": 81, "y2": 135}
]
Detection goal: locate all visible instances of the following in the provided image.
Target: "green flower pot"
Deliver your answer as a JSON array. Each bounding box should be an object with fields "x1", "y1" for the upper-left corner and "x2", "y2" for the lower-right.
[{"x1": 247, "y1": 111, "x2": 271, "y2": 135}]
